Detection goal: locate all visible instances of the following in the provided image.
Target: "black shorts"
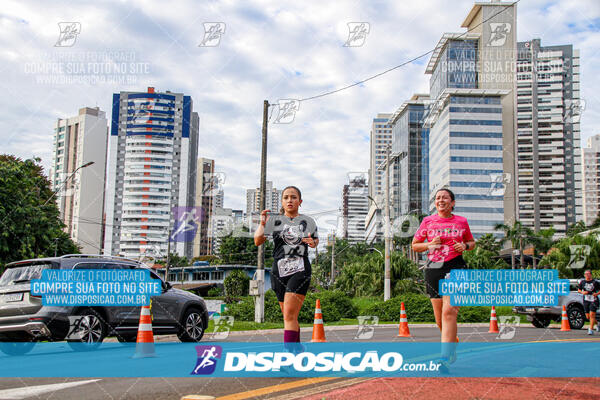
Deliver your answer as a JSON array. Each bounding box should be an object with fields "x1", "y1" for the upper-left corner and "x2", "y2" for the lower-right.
[
  {"x1": 424, "y1": 255, "x2": 467, "y2": 299},
  {"x1": 583, "y1": 300, "x2": 599, "y2": 314},
  {"x1": 271, "y1": 259, "x2": 311, "y2": 303}
]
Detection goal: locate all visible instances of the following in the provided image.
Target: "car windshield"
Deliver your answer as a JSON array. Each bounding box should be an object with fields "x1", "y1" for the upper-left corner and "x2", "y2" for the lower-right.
[{"x1": 0, "y1": 263, "x2": 51, "y2": 286}]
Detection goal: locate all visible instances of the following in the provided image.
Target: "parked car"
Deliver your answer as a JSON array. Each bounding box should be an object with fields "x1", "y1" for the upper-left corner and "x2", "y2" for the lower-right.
[
  {"x1": 512, "y1": 279, "x2": 591, "y2": 329},
  {"x1": 0, "y1": 255, "x2": 208, "y2": 355}
]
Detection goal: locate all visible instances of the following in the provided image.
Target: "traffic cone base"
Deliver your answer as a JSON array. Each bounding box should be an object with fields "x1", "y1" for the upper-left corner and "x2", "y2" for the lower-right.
[
  {"x1": 133, "y1": 304, "x2": 156, "y2": 358},
  {"x1": 397, "y1": 302, "x2": 411, "y2": 338},
  {"x1": 489, "y1": 306, "x2": 499, "y2": 333},
  {"x1": 311, "y1": 299, "x2": 326, "y2": 342}
]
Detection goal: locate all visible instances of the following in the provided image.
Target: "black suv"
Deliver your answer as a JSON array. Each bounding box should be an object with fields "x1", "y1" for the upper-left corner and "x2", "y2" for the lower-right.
[{"x1": 0, "y1": 255, "x2": 208, "y2": 354}]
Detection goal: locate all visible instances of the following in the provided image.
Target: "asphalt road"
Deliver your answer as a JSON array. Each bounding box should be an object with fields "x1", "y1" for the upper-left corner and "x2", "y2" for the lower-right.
[{"x1": 0, "y1": 325, "x2": 598, "y2": 400}]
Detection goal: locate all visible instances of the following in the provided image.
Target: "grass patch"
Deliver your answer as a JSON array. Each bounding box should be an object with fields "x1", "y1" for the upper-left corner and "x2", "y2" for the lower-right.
[{"x1": 352, "y1": 297, "x2": 382, "y2": 315}]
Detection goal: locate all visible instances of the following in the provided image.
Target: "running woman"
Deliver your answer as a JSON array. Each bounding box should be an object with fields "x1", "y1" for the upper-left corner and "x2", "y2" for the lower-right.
[
  {"x1": 254, "y1": 186, "x2": 318, "y2": 346},
  {"x1": 411, "y1": 188, "x2": 475, "y2": 364},
  {"x1": 578, "y1": 269, "x2": 600, "y2": 335}
]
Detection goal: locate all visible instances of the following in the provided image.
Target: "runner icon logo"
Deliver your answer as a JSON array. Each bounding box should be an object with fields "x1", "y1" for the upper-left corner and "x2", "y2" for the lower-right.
[{"x1": 191, "y1": 345, "x2": 223, "y2": 375}]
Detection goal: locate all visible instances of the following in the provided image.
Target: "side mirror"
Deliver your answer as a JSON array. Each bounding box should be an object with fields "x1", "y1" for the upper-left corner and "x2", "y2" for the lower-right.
[{"x1": 163, "y1": 281, "x2": 172, "y2": 292}]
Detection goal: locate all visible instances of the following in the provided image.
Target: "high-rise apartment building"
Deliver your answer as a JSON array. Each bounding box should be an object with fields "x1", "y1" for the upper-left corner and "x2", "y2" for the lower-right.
[
  {"x1": 104, "y1": 87, "x2": 199, "y2": 259},
  {"x1": 342, "y1": 174, "x2": 369, "y2": 243},
  {"x1": 246, "y1": 181, "x2": 281, "y2": 215},
  {"x1": 50, "y1": 107, "x2": 108, "y2": 253},
  {"x1": 583, "y1": 134, "x2": 600, "y2": 226},
  {"x1": 193, "y1": 158, "x2": 216, "y2": 257},
  {"x1": 423, "y1": 2, "x2": 517, "y2": 237},
  {"x1": 516, "y1": 39, "x2": 583, "y2": 235},
  {"x1": 388, "y1": 95, "x2": 430, "y2": 217},
  {"x1": 368, "y1": 113, "x2": 393, "y2": 200}
]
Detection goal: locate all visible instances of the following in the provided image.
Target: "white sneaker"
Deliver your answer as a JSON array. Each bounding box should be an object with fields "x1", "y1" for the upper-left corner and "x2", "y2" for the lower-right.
[
  {"x1": 596, "y1": 325, "x2": 600, "y2": 333},
  {"x1": 588, "y1": 329, "x2": 594, "y2": 335}
]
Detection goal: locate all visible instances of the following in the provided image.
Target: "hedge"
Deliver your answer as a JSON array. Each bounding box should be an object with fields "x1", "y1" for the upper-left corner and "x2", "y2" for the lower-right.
[
  {"x1": 364, "y1": 293, "x2": 492, "y2": 323},
  {"x1": 223, "y1": 289, "x2": 357, "y2": 323}
]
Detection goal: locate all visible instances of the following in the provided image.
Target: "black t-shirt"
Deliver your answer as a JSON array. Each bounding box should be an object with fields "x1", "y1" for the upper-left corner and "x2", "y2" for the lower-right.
[
  {"x1": 264, "y1": 214, "x2": 318, "y2": 263},
  {"x1": 578, "y1": 279, "x2": 600, "y2": 303}
]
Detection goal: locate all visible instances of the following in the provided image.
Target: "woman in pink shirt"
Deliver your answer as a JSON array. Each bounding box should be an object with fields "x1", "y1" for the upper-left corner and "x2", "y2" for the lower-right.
[{"x1": 412, "y1": 188, "x2": 475, "y2": 350}]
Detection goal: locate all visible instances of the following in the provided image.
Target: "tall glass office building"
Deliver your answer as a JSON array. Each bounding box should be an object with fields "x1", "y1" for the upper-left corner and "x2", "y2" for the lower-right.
[
  {"x1": 423, "y1": 1, "x2": 518, "y2": 237},
  {"x1": 388, "y1": 95, "x2": 430, "y2": 217}
]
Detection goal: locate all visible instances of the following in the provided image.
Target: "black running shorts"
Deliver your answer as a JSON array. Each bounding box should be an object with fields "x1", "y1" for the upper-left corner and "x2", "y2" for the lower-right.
[
  {"x1": 583, "y1": 300, "x2": 599, "y2": 314},
  {"x1": 424, "y1": 255, "x2": 467, "y2": 299},
  {"x1": 271, "y1": 259, "x2": 311, "y2": 302}
]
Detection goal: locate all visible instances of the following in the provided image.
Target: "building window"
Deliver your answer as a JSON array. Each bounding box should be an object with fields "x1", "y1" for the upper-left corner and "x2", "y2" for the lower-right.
[
  {"x1": 193, "y1": 271, "x2": 210, "y2": 281},
  {"x1": 212, "y1": 271, "x2": 224, "y2": 280}
]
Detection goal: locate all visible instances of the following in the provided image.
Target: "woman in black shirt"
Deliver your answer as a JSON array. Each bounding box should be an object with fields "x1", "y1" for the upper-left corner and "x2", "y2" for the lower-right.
[{"x1": 254, "y1": 186, "x2": 318, "y2": 344}]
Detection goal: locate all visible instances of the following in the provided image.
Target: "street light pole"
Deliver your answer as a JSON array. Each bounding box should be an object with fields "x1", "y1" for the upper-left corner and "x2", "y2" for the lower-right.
[
  {"x1": 384, "y1": 145, "x2": 391, "y2": 301},
  {"x1": 255, "y1": 100, "x2": 269, "y2": 323},
  {"x1": 44, "y1": 161, "x2": 95, "y2": 207}
]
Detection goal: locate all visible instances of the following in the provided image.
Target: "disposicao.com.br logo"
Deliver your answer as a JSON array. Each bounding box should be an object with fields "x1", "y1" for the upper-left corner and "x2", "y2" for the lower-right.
[{"x1": 209, "y1": 350, "x2": 441, "y2": 374}]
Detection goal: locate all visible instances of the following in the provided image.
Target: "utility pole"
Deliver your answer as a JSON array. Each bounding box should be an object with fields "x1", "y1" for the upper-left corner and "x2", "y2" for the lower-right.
[
  {"x1": 165, "y1": 227, "x2": 172, "y2": 281},
  {"x1": 384, "y1": 145, "x2": 391, "y2": 301},
  {"x1": 255, "y1": 100, "x2": 269, "y2": 323},
  {"x1": 330, "y1": 233, "x2": 336, "y2": 286}
]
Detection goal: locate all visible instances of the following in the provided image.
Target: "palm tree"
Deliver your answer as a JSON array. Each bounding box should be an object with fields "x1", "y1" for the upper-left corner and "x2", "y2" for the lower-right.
[
  {"x1": 528, "y1": 228, "x2": 555, "y2": 269},
  {"x1": 494, "y1": 221, "x2": 533, "y2": 269}
]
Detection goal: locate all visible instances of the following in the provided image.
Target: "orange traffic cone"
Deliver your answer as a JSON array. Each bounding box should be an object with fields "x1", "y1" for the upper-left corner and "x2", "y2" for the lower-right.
[
  {"x1": 560, "y1": 305, "x2": 571, "y2": 331},
  {"x1": 311, "y1": 299, "x2": 326, "y2": 342},
  {"x1": 397, "y1": 302, "x2": 411, "y2": 337},
  {"x1": 488, "y1": 306, "x2": 499, "y2": 333},
  {"x1": 132, "y1": 304, "x2": 156, "y2": 358}
]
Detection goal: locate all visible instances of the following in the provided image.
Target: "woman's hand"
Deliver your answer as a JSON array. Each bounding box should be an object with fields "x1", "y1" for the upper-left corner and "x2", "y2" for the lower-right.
[
  {"x1": 260, "y1": 209, "x2": 270, "y2": 226},
  {"x1": 453, "y1": 241, "x2": 467, "y2": 253},
  {"x1": 427, "y1": 236, "x2": 442, "y2": 251},
  {"x1": 302, "y1": 233, "x2": 317, "y2": 248}
]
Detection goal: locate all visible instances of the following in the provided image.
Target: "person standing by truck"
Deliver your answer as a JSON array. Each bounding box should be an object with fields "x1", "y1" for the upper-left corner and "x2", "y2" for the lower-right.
[{"x1": 578, "y1": 269, "x2": 600, "y2": 335}]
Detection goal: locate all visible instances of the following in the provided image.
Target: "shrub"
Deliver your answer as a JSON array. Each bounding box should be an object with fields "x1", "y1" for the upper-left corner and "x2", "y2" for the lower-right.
[
  {"x1": 223, "y1": 269, "x2": 250, "y2": 299},
  {"x1": 222, "y1": 289, "x2": 356, "y2": 323},
  {"x1": 207, "y1": 287, "x2": 223, "y2": 297},
  {"x1": 364, "y1": 293, "x2": 434, "y2": 322}
]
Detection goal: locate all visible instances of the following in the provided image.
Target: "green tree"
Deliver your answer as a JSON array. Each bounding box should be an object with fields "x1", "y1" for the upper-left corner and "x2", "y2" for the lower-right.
[
  {"x1": 0, "y1": 155, "x2": 79, "y2": 267},
  {"x1": 223, "y1": 269, "x2": 250, "y2": 299},
  {"x1": 333, "y1": 249, "x2": 423, "y2": 298},
  {"x1": 566, "y1": 220, "x2": 588, "y2": 236},
  {"x1": 539, "y1": 234, "x2": 600, "y2": 278},
  {"x1": 218, "y1": 227, "x2": 273, "y2": 266},
  {"x1": 495, "y1": 221, "x2": 533, "y2": 268},
  {"x1": 528, "y1": 227, "x2": 555, "y2": 268},
  {"x1": 156, "y1": 252, "x2": 189, "y2": 268},
  {"x1": 476, "y1": 233, "x2": 502, "y2": 253}
]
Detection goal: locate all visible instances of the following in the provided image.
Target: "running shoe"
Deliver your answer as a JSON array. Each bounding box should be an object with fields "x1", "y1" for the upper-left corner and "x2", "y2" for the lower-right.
[{"x1": 588, "y1": 328, "x2": 594, "y2": 335}]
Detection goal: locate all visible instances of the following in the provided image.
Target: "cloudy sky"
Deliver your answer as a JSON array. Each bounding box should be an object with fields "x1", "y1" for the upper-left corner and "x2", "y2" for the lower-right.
[{"x1": 1, "y1": 0, "x2": 599, "y2": 235}]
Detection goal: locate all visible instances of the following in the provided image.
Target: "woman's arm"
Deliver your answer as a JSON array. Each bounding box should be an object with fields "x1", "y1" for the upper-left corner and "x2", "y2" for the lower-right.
[
  {"x1": 412, "y1": 236, "x2": 440, "y2": 253},
  {"x1": 254, "y1": 210, "x2": 269, "y2": 246}
]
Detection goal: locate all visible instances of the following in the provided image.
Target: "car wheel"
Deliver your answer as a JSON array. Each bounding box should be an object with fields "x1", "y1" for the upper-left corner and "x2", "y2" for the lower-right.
[
  {"x1": 178, "y1": 308, "x2": 205, "y2": 342},
  {"x1": 0, "y1": 341, "x2": 36, "y2": 356},
  {"x1": 567, "y1": 306, "x2": 585, "y2": 330},
  {"x1": 531, "y1": 315, "x2": 551, "y2": 328},
  {"x1": 67, "y1": 308, "x2": 108, "y2": 351}
]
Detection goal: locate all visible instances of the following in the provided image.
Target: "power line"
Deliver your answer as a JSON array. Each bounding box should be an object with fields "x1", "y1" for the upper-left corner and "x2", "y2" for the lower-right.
[{"x1": 297, "y1": 0, "x2": 521, "y2": 103}]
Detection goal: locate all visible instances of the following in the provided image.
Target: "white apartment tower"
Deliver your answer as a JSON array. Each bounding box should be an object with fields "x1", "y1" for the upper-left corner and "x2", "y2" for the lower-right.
[
  {"x1": 246, "y1": 181, "x2": 281, "y2": 215},
  {"x1": 103, "y1": 87, "x2": 199, "y2": 259},
  {"x1": 516, "y1": 39, "x2": 583, "y2": 235},
  {"x1": 50, "y1": 107, "x2": 108, "y2": 253},
  {"x1": 583, "y1": 134, "x2": 600, "y2": 226}
]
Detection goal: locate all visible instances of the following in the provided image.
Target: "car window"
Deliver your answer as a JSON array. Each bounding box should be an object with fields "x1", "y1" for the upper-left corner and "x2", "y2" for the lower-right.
[
  {"x1": 0, "y1": 263, "x2": 52, "y2": 285},
  {"x1": 72, "y1": 262, "x2": 126, "y2": 270}
]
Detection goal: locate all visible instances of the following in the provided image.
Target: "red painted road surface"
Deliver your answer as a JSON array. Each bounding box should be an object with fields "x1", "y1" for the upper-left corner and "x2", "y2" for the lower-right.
[{"x1": 305, "y1": 378, "x2": 600, "y2": 400}]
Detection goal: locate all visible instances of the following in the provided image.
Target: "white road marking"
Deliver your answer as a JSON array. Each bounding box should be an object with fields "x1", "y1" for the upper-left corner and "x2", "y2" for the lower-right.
[{"x1": 0, "y1": 379, "x2": 100, "y2": 399}]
